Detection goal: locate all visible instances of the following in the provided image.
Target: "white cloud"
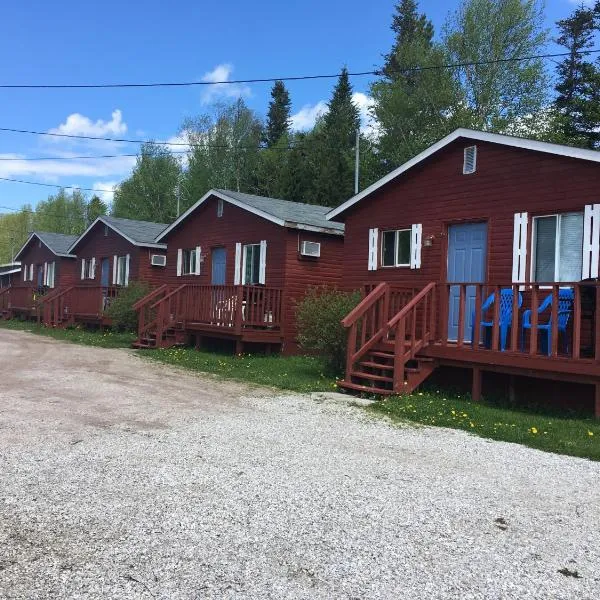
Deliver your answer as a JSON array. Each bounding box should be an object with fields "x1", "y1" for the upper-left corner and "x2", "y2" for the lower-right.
[
  {"x1": 200, "y1": 64, "x2": 251, "y2": 104},
  {"x1": 290, "y1": 93, "x2": 380, "y2": 137},
  {"x1": 290, "y1": 101, "x2": 328, "y2": 131},
  {"x1": 49, "y1": 109, "x2": 127, "y2": 137},
  {"x1": 91, "y1": 181, "x2": 118, "y2": 203}
]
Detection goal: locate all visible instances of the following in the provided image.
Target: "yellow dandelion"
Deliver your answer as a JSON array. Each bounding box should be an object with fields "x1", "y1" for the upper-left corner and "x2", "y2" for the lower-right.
[
  {"x1": 588, "y1": 431, "x2": 594, "y2": 437},
  {"x1": 530, "y1": 427, "x2": 538, "y2": 434}
]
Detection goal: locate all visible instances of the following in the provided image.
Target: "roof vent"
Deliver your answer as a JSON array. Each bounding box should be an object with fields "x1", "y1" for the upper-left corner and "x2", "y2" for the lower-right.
[{"x1": 463, "y1": 146, "x2": 477, "y2": 174}]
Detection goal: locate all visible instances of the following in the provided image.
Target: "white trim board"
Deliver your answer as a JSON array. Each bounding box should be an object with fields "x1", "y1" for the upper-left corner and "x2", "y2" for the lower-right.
[
  {"x1": 68, "y1": 217, "x2": 167, "y2": 254},
  {"x1": 326, "y1": 127, "x2": 600, "y2": 221},
  {"x1": 156, "y1": 189, "x2": 344, "y2": 242},
  {"x1": 14, "y1": 233, "x2": 77, "y2": 261}
]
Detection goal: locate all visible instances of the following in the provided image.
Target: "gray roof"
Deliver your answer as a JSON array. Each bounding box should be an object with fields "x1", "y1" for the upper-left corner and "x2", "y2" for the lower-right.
[
  {"x1": 101, "y1": 216, "x2": 169, "y2": 245},
  {"x1": 34, "y1": 232, "x2": 79, "y2": 256},
  {"x1": 213, "y1": 189, "x2": 345, "y2": 233}
]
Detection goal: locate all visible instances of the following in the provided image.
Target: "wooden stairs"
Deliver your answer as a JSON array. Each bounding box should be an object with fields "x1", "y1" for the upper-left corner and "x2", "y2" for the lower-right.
[{"x1": 337, "y1": 282, "x2": 439, "y2": 396}]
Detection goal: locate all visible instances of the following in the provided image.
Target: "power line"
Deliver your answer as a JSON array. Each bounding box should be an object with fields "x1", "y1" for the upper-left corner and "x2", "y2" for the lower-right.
[
  {"x1": 0, "y1": 49, "x2": 598, "y2": 89},
  {"x1": 0, "y1": 177, "x2": 115, "y2": 193},
  {"x1": 0, "y1": 150, "x2": 189, "y2": 161}
]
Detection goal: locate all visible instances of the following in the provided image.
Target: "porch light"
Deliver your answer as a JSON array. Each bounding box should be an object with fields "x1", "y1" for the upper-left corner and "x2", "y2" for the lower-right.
[{"x1": 424, "y1": 235, "x2": 434, "y2": 247}]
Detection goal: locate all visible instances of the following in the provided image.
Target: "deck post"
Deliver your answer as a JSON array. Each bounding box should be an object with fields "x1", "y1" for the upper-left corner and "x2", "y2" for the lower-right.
[{"x1": 472, "y1": 367, "x2": 482, "y2": 402}]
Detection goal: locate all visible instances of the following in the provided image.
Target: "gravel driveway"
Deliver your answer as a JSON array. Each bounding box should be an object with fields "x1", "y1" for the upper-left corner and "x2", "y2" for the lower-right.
[{"x1": 0, "y1": 329, "x2": 599, "y2": 599}]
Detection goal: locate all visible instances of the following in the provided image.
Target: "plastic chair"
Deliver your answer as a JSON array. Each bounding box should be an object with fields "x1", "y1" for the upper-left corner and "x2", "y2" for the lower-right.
[
  {"x1": 473, "y1": 288, "x2": 523, "y2": 351},
  {"x1": 521, "y1": 288, "x2": 574, "y2": 355}
]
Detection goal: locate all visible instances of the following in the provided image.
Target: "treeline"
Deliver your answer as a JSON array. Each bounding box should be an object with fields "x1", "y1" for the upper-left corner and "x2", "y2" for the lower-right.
[{"x1": 2, "y1": 0, "x2": 600, "y2": 262}]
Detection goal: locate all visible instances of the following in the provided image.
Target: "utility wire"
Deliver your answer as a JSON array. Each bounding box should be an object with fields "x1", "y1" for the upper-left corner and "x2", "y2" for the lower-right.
[
  {"x1": 0, "y1": 49, "x2": 598, "y2": 89},
  {"x1": 0, "y1": 177, "x2": 115, "y2": 193},
  {"x1": 0, "y1": 150, "x2": 190, "y2": 161}
]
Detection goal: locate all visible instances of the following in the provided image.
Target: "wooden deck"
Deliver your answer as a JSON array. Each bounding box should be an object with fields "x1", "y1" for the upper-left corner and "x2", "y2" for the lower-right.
[
  {"x1": 134, "y1": 284, "x2": 284, "y2": 351},
  {"x1": 338, "y1": 281, "x2": 600, "y2": 417}
]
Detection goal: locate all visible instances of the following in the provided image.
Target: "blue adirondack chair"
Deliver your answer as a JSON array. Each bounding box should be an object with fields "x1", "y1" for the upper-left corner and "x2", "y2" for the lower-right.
[
  {"x1": 521, "y1": 288, "x2": 574, "y2": 355},
  {"x1": 473, "y1": 288, "x2": 523, "y2": 351}
]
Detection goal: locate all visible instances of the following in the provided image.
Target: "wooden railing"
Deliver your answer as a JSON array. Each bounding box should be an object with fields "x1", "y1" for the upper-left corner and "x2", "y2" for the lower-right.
[
  {"x1": 0, "y1": 287, "x2": 10, "y2": 312},
  {"x1": 41, "y1": 286, "x2": 121, "y2": 325},
  {"x1": 439, "y1": 282, "x2": 600, "y2": 362},
  {"x1": 146, "y1": 284, "x2": 284, "y2": 344},
  {"x1": 7, "y1": 286, "x2": 37, "y2": 311},
  {"x1": 134, "y1": 284, "x2": 168, "y2": 340}
]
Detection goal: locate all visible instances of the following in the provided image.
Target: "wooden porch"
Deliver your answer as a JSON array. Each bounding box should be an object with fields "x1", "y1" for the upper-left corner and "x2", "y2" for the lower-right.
[
  {"x1": 1, "y1": 286, "x2": 48, "y2": 319},
  {"x1": 133, "y1": 284, "x2": 284, "y2": 351},
  {"x1": 338, "y1": 281, "x2": 600, "y2": 417},
  {"x1": 38, "y1": 286, "x2": 121, "y2": 327}
]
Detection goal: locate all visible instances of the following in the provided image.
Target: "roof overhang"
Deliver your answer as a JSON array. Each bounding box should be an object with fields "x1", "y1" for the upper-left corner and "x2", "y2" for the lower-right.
[
  {"x1": 326, "y1": 127, "x2": 600, "y2": 221},
  {"x1": 0, "y1": 268, "x2": 21, "y2": 276},
  {"x1": 15, "y1": 233, "x2": 76, "y2": 261},
  {"x1": 68, "y1": 216, "x2": 167, "y2": 253},
  {"x1": 284, "y1": 221, "x2": 344, "y2": 236}
]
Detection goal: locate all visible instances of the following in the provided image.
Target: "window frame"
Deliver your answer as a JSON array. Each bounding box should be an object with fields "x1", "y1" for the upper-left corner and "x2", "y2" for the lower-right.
[
  {"x1": 531, "y1": 211, "x2": 584, "y2": 284},
  {"x1": 116, "y1": 255, "x2": 127, "y2": 285},
  {"x1": 217, "y1": 198, "x2": 224, "y2": 218},
  {"x1": 380, "y1": 229, "x2": 412, "y2": 268},
  {"x1": 83, "y1": 258, "x2": 95, "y2": 280},
  {"x1": 242, "y1": 243, "x2": 261, "y2": 285},
  {"x1": 182, "y1": 249, "x2": 197, "y2": 276}
]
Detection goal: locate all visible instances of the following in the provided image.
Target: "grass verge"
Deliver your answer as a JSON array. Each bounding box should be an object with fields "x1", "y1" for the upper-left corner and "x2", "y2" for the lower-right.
[
  {"x1": 370, "y1": 391, "x2": 600, "y2": 461},
  {"x1": 0, "y1": 319, "x2": 136, "y2": 348},
  {"x1": 142, "y1": 346, "x2": 337, "y2": 393}
]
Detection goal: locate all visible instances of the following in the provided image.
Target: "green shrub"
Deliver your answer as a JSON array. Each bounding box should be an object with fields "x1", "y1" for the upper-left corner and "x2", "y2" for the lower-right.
[
  {"x1": 106, "y1": 281, "x2": 151, "y2": 331},
  {"x1": 295, "y1": 286, "x2": 361, "y2": 375}
]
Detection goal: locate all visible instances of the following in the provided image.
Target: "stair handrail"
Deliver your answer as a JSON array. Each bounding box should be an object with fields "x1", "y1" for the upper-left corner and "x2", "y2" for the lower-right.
[
  {"x1": 387, "y1": 282, "x2": 436, "y2": 330},
  {"x1": 150, "y1": 284, "x2": 187, "y2": 310},
  {"x1": 341, "y1": 282, "x2": 388, "y2": 327},
  {"x1": 133, "y1": 284, "x2": 168, "y2": 311}
]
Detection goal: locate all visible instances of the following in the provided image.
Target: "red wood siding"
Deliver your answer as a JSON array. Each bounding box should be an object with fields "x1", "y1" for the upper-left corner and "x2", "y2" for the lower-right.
[
  {"x1": 283, "y1": 230, "x2": 344, "y2": 350},
  {"x1": 162, "y1": 196, "x2": 287, "y2": 289},
  {"x1": 339, "y1": 139, "x2": 600, "y2": 291},
  {"x1": 13, "y1": 238, "x2": 77, "y2": 289},
  {"x1": 73, "y1": 221, "x2": 166, "y2": 287},
  {"x1": 161, "y1": 195, "x2": 344, "y2": 351}
]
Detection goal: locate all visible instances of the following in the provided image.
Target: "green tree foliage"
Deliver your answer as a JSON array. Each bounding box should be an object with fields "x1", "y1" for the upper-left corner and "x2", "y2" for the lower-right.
[
  {"x1": 105, "y1": 280, "x2": 151, "y2": 331},
  {"x1": 86, "y1": 195, "x2": 108, "y2": 225},
  {"x1": 265, "y1": 80, "x2": 291, "y2": 147},
  {"x1": 554, "y1": 3, "x2": 600, "y2": 148},
  {"x1": 444, "y1": 0, "x2": 548, "y2": 131},
  {"x1": 181, "y1": 99, "x2": 264, "y2": 205},
  {"x1": 371, "y1": 0, "x2": 463, "y2": 168},
  {"x1": 34, "y1": 189, "x2": 88, "y2": 234},
  {"x1": 0, "y1": 208, "x2": 32, "y2": 263},
  {"x1": 295, "y1": 286, "x2": 361, "y2": 374},
  {"x1": 112, "y1": 142, "x2": 182, "y2": 223}
]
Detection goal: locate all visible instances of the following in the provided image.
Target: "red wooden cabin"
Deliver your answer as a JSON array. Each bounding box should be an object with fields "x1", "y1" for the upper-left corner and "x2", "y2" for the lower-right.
[
  {"x1": 3, "y1": 232, "x2": 78, "y2": 319},
  {"x1": 134, "y1": 188, "x2": 344, "y2": 353},
  {"x1": 327, "y1": 128, "x2": 600, "y2": 417},
  {"x1": 40, "y1": 216, "x2": 168, "y2": 327}
]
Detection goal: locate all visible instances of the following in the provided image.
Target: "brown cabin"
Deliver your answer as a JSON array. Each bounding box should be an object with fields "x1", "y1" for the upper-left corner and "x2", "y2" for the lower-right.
[
  {"x1": 0, "y1": 262, "x2": 21, "y2": 289},
  {"x1": 2, "y1": 232, "x2": 78, "y2": 319},
  {"x1": 134, "y1": 188, "x2": 344, "y2": 353},
  {"x1": 327, "y1": 128, "x2": 600, "y2": 417},
  {"x1": 39, "y1": 216, "x2": 168, "y2": 327}
]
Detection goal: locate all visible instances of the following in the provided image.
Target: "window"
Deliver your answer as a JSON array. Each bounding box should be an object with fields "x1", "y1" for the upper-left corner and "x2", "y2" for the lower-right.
[
  {"x1": 381, "y1": 229, "x2": 411, "y2": 267},
  {"x1": 29, "y1": 264, "x2": 34, "y2": 281},
  {"x1": 533, "y1": 212, "x2": 583, "y2": 282},
  {"x1": 182, "y1": 249, "x2": 197, "y2": 275},
  {"x1": 217, "y1": 198, "x2": 224, "y2": 218},
  {"x1": 104, "y1": 225, "x2": 109, "y2": 237},
  {"x1": 45, "y1": 262, "x2": 56, "y2": 288},
  {"x1": 85, "y1": 259, "x2": 95, "y2": 279},
  {"x1": 463, "y1": 146, "x2": 477, "y2": 174},
  {"x1": 243, "y1": 244, "x2": 261, "y2": 284},
  {"x1": 116, "y1": 256, "x2": 127, "y2": 285}
]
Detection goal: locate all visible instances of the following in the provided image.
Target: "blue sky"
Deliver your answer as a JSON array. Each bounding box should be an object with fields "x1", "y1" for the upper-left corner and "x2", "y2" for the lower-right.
[{"x1": 0, "y1": 0, "x2": 586, "y2": 211}]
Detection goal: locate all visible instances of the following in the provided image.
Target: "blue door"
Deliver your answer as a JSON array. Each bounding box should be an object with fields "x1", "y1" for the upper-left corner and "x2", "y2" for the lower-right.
[
  {"x1": 447, "y1": 222, "x2": 487, "y2": 342},
  {"x1": 211, "y1": 248, "x2": 226, "y2": 285},
  {"x1": 100, "y1": 258, "x2": 110, "y2": 288}
]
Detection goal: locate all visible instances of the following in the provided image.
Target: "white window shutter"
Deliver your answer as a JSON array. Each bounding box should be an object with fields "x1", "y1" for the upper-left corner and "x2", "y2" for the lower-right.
[
  {"x1": 81, "y1": 259, "x2": 86, "y2": 280},
  {"x1": 368, "y1": 228, "x2": 379, "y2": 271},
  {"x1": 234, "y1": 243, "x2": 242, "y2": 285},
  {"x1": 259, "y1": 240, "x2": 267, "y2": 284},
  {"x1": 195, "y1": 246, "x2": 202, "y2": 276},
  {"x1": 91, "y1": 257, "x2": 96, "y2": 280},
  {"x1": 583, "y1": 204, "x2": 600, "y2": 279},
  {"x1": 29, "y1": 264, "x2": 33, "y2": 281},
  {"x1": 176, "y1": 249, "x2": 183, "y2": 277},
  {"x1": 49, "y1": 262, "x2": 55, "y2": 288},
  {"x1": 23, "y1": 264, "x2": 27, "y2": 282},
  {"x1": 43, "y1": 262, "x2": 48, "y2": 286},
  {"x1": 124, "y1": 254, "x2": 130, "y2": 286},
  {"x1": 512, "y1": 212, "x2": 528, "y2": 284},
  {"x1": 411, "y1": 224, "x2": 422, "y2": 269}
]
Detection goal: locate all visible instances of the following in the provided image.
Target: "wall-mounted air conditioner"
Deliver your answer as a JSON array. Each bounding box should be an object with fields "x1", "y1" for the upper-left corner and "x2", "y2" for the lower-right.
[
  {"x1": 151, "y1": 254, "x2": 167, "y2": 267},
  {"x1": 300, "y1": 241, "x2": 321, "y2": 257}
]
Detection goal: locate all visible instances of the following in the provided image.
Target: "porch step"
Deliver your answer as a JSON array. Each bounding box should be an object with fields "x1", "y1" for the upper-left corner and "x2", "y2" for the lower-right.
[
  {"x1": 351, "y1": 370, "x2": 394, "y2": 383},
  {"x1": 336, "y1": 380, "x2": 395, "y2": 396},
  {"x1": 358, "y1": 360, "x2": 394, "y2": 370}
]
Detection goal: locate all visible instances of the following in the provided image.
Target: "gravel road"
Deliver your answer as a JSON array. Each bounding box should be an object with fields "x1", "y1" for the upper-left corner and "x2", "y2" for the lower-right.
[{"x1": 0, "y1": 329, "x2": 599, "y2": 599}]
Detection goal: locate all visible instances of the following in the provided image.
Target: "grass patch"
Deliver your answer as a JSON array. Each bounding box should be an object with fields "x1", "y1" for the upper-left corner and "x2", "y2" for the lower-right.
[
  {"x1": 142, "y1": 346, "x2": 337, "y2": 393},
  {"x1": 0, "y1": 319, "x2": 136, "y2": 348},
  {"x1": 371, "y1": 390, "x2": 600, "y2": 461}
]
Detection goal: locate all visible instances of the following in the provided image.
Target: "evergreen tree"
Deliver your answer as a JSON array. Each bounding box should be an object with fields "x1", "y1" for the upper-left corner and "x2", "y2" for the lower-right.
[
  {"x1": 371, "y1": 1, "x2": 462, "y2": 169},
  {"x1": 265, "y1": 80, "x2": 292, "y2": 147},
  {"x1": 554, "y1": 4, "x2": 600, "y2": 148},
  {"x1": 86, "y1": 195, "x2": 108, "y2": 225}
]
